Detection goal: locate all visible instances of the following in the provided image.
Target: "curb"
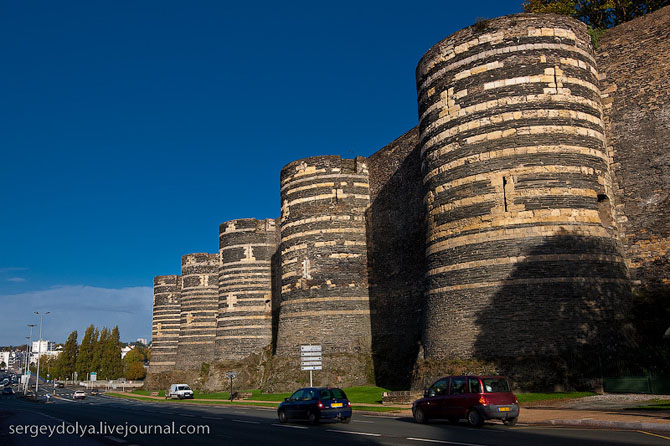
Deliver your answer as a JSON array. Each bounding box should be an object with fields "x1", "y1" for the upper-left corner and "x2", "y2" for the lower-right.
[{"x1": 534, "y1": 418, "x2": 670, "y2": 433}]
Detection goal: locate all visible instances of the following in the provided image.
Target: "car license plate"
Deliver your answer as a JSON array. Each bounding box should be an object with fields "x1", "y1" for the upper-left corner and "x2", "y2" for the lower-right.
[
  {"x1": 498, "y1": 407, "x2": 510, "y2": 412},
  {"x1": 332, "y1": 403, "x2": 343, "y2": 408}
]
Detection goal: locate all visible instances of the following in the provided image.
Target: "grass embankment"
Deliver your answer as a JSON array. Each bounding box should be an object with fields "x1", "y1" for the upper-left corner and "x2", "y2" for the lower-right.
[
  {"x1": 119, "y1": 387, "x2": 595, "y2": 411},
  {"x1": 628, "y1": 400, "x2": 670, "y2": 410}
]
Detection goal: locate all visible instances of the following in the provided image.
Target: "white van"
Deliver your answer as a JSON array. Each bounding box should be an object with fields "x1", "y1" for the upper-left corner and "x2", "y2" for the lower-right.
[{"x1": 166, "y1": 384, "x2": 194, "y2": 399}]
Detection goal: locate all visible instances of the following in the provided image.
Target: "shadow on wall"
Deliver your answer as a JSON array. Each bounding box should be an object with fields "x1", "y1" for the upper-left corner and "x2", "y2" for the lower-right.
[
  {"x1": 366, "y1": 140, "x2": 426, "y2": 390},
  {"x1": 472, "y1": 233, "x2": 634, "y2": 390}
]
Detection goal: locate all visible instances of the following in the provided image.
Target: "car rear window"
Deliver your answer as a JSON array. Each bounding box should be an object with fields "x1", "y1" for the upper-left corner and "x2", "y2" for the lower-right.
[
  {"x1": 482, "y1": 378, "x2": 510, "y2": 393},
  {"x1": 321, "y1": 388, "x2": 347, "y2": 400}
]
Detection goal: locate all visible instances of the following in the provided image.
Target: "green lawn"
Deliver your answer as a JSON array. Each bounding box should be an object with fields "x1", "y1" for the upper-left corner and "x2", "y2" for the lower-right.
[
  {"x1": 516, "y1": 392, "x2": 597, "y2": 403},
  {"x1": 628, "y1": 399, "x2": 670, "y2": 410},
  {"x1": 192, "y1": 386, "x2": 388, "y2": 404}
]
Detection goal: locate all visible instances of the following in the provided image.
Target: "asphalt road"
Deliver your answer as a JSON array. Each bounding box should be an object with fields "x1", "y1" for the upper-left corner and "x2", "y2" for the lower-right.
[{"x1": 1, "y1": 388, "x2": 669, "y2": 445}]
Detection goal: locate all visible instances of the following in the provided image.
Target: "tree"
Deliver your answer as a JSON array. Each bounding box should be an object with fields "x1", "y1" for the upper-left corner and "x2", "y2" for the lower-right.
[
  {"x1": 54, "y1": 330, "x2": 78, "y2": 380},
  {"x1": 523, "y1": 0, "x2": 670, "y2": 30},
  {"x1": 125, "y1": 361, "x2": 146, "y2": 380},
  {"x1": 92, "y1": 327, "x2": 108, "y2": 377},
  {"x1": 105, "y1": 326, "x2": 124, "y2": 379},
  {"x1": 75, "y1": 325, "x2": 97, "y2": 378}
]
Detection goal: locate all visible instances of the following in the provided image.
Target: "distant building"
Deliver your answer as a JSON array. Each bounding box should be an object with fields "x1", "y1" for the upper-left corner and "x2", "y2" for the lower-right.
[
  {"x1": 29, "y1": 341, "x2": 60, "y2": 364},
  {"x1": 136, "y1": 338, "x2": 148, "y2": 346},
  {"x1": 121, "y1": 345, "x2": 133, "y2": 359}
]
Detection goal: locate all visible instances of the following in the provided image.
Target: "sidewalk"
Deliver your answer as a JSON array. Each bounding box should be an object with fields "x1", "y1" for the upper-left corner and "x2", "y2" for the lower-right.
[{"x1": 519, "y1": 407, "x2": 670, "y2": 433}]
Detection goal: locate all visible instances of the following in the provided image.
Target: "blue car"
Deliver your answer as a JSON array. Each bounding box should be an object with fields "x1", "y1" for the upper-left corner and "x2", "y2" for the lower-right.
[{"x1": 278, "y1": 387, "x2": 352, "y2": 425}]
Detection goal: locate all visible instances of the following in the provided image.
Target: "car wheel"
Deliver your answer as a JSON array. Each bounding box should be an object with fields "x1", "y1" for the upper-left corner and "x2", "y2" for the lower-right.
[
  {"x1": 307, "y1": 411, "x2": 319, "y2": 425},
  {"x1": 341, "y1": 417, "x2": 351, "y2": 424},
  {"x1": 503, "y1": 417, "x2": 518, "y2": 426},
  {"x1": 278, "y1": 409, "x2": 288, "y2": 424},
  {"x1": 414, "y1": 407, "x2": 428, "y2": 424},
  {"x1": 467, "y1": 409, "x2": 484, "y2": 427}
]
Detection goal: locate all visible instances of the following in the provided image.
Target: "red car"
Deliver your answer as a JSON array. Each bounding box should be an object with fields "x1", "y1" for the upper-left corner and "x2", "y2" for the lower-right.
[{"x1": 412, "y1": 375, "x2": 519, "y2": 427}]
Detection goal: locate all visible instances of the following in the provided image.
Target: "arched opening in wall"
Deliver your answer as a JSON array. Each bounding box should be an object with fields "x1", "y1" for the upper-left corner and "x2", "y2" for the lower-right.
[{"x1": 597, "y1": 194, "x2": 614, "y2": 228}]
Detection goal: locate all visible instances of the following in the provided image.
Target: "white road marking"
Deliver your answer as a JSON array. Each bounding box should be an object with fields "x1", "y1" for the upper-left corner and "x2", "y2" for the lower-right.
[
  {"x1": 203, "y1": 416, "x2": 221, "y2": 420},
  {"x1": 179, "y1": 413, "x2": 196, "y2": 417},
  {"x1": 353, "y1": 420, "x2": 374, "y2": 424},
  {"x1": 104, "y1": 436, "x2": 128, "y2": 444},
  {"x1": 272, "y1": 424, "x2": 308, "y2": 429},
  {"x1": 362, "y1": 414, "x2": 399, "y2": 419},
  {"x1": 406, "y1": 438, "x2": 488, "y2": 446},
  {"x1": 326, "y1": 429, "x2": 381, "y2": 437},
  {"x1": 232, "y1": 419, "x2": 260, "y2": 424}
]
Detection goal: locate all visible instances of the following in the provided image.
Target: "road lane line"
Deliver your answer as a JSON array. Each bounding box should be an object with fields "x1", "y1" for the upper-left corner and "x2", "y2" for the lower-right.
[
  {"x1": 179, "y1": 413, "x2": 196, "y2": 417},
  {"x1": 407, "y1": 438, "x2": 488, "y2": 446},
  {"x1": 353, "y1": 420, "x2": 374, "y2": 424},
  {"x1": 232, "y1": 419, "x2": 261, "y2": 424},
  {"x1": 203, "y1": 416, "x2": 221, "y2": 420},
  {"x1": 637, "y1": 430, "x2": 670, "y2": 440},
  {"x1": 326, "y1": 429, "x2": 381, "y2": 437},
  {"x1": 104, "y1": 436, "x2": 128, "y2": 444},
  {"x1": 272, "y1": 424, "x2": 308, "y2": 429}
]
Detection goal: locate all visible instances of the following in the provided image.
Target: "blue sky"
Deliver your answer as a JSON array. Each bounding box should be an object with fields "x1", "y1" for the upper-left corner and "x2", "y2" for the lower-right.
[{"x1": 0, "y1": 0, "x2": 522, "y2": 345}]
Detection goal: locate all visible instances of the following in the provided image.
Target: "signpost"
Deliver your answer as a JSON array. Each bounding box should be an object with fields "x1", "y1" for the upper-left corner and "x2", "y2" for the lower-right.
[
  {"x1": 225, "y1": 371, "x2": 237, "y2": 402},
  {"x1": 300, "y1": 345, "x2": 322, "y2": 386}
]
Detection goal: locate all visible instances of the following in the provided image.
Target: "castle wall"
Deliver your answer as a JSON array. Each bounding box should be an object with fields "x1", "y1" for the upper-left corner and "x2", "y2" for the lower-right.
[
  {"x1": 275, "y1": 156, "x2": 372, "y2": 356},
  {"x1": 416, "y1": 14, "x2": 630, "y2": 360},
  {"x1": 149, "y1": 275, "x2": 181, "y2": 372},
  {"x1": 175, "y1": 253, "x2": 219, "y2": 369},
  {"x1": 216, "y1": 218, "x2": 277, "y2": 360},
  {"x1": 597, "y1": 6, "x2": 670, "y2": 289},
  {"x1": 366, "y1": 128, "x2": 426, "y2": 387}
]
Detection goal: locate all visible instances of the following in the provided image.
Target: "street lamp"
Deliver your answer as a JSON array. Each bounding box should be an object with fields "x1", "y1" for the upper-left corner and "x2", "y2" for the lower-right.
[
  {"x1": 25, "y1": 324, "x2": 36, "y2": 394},
  {"x1": 34, "y1": 311, "x2": 50, "y2": 394}
]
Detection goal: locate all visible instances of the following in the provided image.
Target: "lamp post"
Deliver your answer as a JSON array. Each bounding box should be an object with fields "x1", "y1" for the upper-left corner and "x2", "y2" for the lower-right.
[
  {"x1": 34, "y1": 311, "x2": 50, "y2": 394},
  {"x1": 25, "y1": 324, "x2": 36, "y2": 394}
]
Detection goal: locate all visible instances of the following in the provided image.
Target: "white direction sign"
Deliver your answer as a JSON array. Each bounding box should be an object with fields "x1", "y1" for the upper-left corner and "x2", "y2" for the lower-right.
[
  {"x1": 300, "y1": 345, "x2": 322, "y2": 352},
  {"x1": 301, "y1": 361, "x2": 322, "y2": 366},
  {"x1": 301, "y1": 365, "x2": 323, "y2": 371},
  {"x1": 300, "y1": 351, "x2": 321, "y2": 357}
]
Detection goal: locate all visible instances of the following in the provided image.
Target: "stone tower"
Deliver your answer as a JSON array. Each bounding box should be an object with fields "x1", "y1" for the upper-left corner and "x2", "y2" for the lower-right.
[
  {"x1": 216, "y1": 218, "x2": 277, "y2": 360},
  {"x1": 416, "y1": 14, "x2": 630, "y2": 360},
  {"x1": 275, "y1": 155, "x2": 372, "y2": 355},
  {"x1": 149, "y1": 275, "x2": 181, "y2": 372},
  {"x1": 175, "y1": 253, "x2": 219, "y2": 369}
]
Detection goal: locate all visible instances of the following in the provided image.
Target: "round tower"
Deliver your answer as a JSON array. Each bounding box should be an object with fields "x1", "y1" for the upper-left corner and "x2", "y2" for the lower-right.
[
  {"x1": 149, "y1": 275, "x2": 181, "y2": 372},
  {"x1": 216, "y1": 218, "x2": 278, "y2": 360},
  {"x1": 275, "y1": 155, "x2": 372, "y2": 356},
  {"x1": 175, "y1": 253, "x2": 219, "y2": 369},
  {"x1": 417, "y1": 14, "x2": 629, "y2": 360}
]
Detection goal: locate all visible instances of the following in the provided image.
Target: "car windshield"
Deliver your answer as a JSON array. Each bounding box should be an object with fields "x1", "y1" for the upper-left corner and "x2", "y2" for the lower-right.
[
  {"x1": 481, "y1": 378, "x2": 510, "y2": 393},
  {"x1": 177, "y1": 386, "x2": 190, "y2": 391}
]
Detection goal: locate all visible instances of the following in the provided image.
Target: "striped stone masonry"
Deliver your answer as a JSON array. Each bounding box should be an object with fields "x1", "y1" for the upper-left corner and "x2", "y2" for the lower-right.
[
  {"x1": 275, "y1": 155, "x2": 372, "y2": 355},
  {"x1": 149, "y1": 275, "x2": 181, "y2": 372},
  {"x1": 416, "y1": 14, "x2": 631, "y2": 360},
  {"x1": 216, "y1": 218, "x2": 278, "y2": 360},
  {"x1": 175, "y1": 253, "x2": 219, "y2": 369},
  {"x1": 147, "y1": 10, "x2": 668, "y2": 385}
]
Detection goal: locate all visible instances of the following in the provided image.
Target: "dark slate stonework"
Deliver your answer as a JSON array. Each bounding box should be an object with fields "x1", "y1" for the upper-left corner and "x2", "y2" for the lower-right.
[
  {"x1": 366, "y1": 128, "x2": 426, "y2": 388},
  {"x1": 216, "y1": 218, "x2": 278, "y2": 360},
  {"x1": 275, "y1": 155, "x2": 372, "y2": 356},
  {"x1": 149, "y1": 275, "x2": 181, "y2": 372},
  {"x1": 416, "y1": 13, "x2": 632, "y2": 361},
  {"x1": 597, "y1": 5, "x2": 670, "y2": 289},
  {"x1": 175, "y1": 253, "x2": 219, "y2": 370},
  {"x1": 148, "y1": 10, "x2": 670, "y2": 390}
]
